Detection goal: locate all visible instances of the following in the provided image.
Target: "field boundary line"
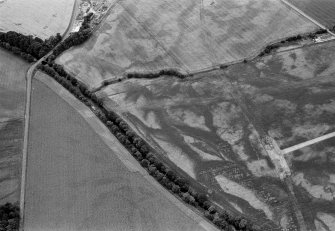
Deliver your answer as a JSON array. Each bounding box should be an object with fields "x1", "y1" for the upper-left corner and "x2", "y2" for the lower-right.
[
  {"x1": 35, "y1": 73, "x2": 219, "y2": 231},
  {"x1": 199, "y1": 0, "x2": 219, "y2": 66},
  {"x1": 283, "y1": 131, "x2": 335, "y2": 154},
  {"x1": 118, "y1": 1, "x2": 190, "y2": 74},
  {"x1": 280, "y1": 0, "x2": 335, "y2": 36}
]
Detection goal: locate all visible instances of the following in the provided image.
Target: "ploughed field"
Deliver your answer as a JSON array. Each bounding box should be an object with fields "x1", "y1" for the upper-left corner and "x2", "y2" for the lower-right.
[
  {"x1": 288, "y1": 0, "x2": 335, "y2": 28},
  {"x1": 284, "y1": 137, "x2": 335, "y2": 231},
  {"x1": 0, "y1": 0, "x2": 75, "y2": 39},
  {"x1": 0, "y1": 49, "x2": 28, "y2": 204},
  {"x1": 227, "y1": 41, "x2": 335, "y2": 149},
  {"x1": 57, "y1": 0, "x2": 318, "y2": 89},
  {"x1": 24, "y1": 75, "x2": 216, "y2": 231}
]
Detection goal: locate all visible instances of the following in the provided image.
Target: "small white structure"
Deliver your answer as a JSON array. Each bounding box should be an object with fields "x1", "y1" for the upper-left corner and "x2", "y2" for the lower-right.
[{"x1": 71, "y1": 20, "x2": 83, "y2": 33}]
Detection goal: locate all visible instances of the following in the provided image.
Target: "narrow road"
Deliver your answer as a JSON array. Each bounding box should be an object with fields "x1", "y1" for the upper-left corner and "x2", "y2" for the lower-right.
[
  {"x1": 281, "y1": 0, "x2": 335, "y2": 36},
  {"x1": 19, "y1": 1, "x2": 79, "y2": 230},
  {"x1": 62, "y1": 0, "x2": 80, "y2": 38},
  {"x1": 283, "y1": 131, "x2": 335, "y2": 154},
  {"x1": 19, "y1": 62, "x2": 38, "y2": 230}
]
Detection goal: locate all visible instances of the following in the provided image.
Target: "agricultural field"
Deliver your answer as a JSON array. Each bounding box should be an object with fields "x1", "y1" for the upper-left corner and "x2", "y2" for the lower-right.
[
  {"x1": 0, "y1": 0, "x2": 75, "y2": 39},
  {"x1": 226, "y1": 40, "x2": 335, "y2": 149},
  {"x1": 95, "y1": 39, "x2": 335, "y2": 231},
  {"x1": 24, "y1": 75, "x2": 216, "y2": 231},
  {"x1": 56, "y1": 0, "x2": 318, "y2": 89},
  {"x1": 285, "y1": 137, "x2": 335, "y2": 231},
  {"x1": 0, "y1": 49, "x2": 29, "y2": 204},
  {"x1": 97, "y1": 72, "x2": 297, "y2": 230},
  {"x1": 288, "y1": 0, "x2": 335, "y2": 28}
]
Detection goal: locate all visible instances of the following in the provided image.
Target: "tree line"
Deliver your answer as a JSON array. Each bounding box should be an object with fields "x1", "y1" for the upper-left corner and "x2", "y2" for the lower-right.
[
  {"x1": 0, "y1": 12, "x2": 94, "y2": 64},
  {"x1": 0, "y1": 31, "x2": 62, "y2": 62},
  {"x1": 259, "y1": 28, "x2": 328, "y2": 57},
  {"x1": 127, "y1": 69, "x2": 187, "y2": 79},
  {"x1": 37, "y1": 62, "x2": 260, "y2": 231},
  {"x1": 0, "y1": 203, "x2": 19, "y2": 231},
  {"x1": 48, "y1": 13, "x2": 93, "y2": 61}
]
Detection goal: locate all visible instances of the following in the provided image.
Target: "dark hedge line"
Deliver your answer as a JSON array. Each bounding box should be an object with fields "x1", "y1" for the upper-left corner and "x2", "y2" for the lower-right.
[
  {"x1": 0, "y1": 12, "x2": 94, "y2": 64},
  {"x1": 127, "y1": 69, "x2": 187, "y2": 79},
  {"x1": 259, "y1": 28, "x2": 328, "y2": 57},
  {"x1": 48, "y1": 13, "x2": 94, "y2": 61},
  {"x1": 0, "y1": 203, "x2": 19, "y2": 231},
  {"x1": 0, "y1": 31, "x2": 61, "y2": 61},
  {"x1": 38, "y1": 63, "x2": 260, "y2": 231}
]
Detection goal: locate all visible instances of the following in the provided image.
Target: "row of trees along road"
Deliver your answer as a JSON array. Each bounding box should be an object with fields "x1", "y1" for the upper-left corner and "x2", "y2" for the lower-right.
[
  {"x1": 0, "y1": 12, "x2": 95, "y2": 231},
  {"x1": 38, "y1": 61, "x2": 261, "y2": 231}
]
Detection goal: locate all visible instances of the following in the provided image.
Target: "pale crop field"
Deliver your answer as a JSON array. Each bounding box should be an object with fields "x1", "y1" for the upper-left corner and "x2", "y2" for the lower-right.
[
  {"x1": 0, "y1": 49, "x2": 28, "y2": 204},
  {"x1": 24, "y1": 76, "x2": 215, "y2": 231},
  {"x1": 288, "y1": 0, "x2": 335, "y2": 28},
  {"x1": 57, "y1": 0, "x2": 317, "y2": 89},
  {"x1": 0, "y1": 0, "x2": 75, "y2": 39}
]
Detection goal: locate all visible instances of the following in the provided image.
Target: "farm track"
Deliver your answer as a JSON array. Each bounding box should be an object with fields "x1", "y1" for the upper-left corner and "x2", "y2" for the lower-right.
[
  {"x1": 280, "y1": 0, "x2": 335, "y2": 36},
  {"x1": 19, "y1": 1, "x2": 80, "y2": 230},
  {"x1": 199, "y1": 0, "x2": 219, "y2": 67},
  {"x1": 62, "y1": 0, "x2": 80, "y2": 38},
  {"x1": 283, "y1": 131, "x2": 335, "y2": 154}
]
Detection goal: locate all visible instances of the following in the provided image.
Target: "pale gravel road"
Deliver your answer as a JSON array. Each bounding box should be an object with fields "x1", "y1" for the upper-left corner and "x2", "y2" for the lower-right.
[
  {"x1": 283, "y1": 131, "x2": 335, "y2": 154},
  {"x1": 280, "y1": 0, "x2": 335, "y2": 36},
  {"x1": 19, "y1": 0, "x2": 79, "y2": 229}
]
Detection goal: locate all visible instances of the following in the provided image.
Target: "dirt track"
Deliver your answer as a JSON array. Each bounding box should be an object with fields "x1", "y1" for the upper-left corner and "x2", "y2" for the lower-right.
[{"x1": 283, "y1": 131, "x2": 335, "y2": 154}]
